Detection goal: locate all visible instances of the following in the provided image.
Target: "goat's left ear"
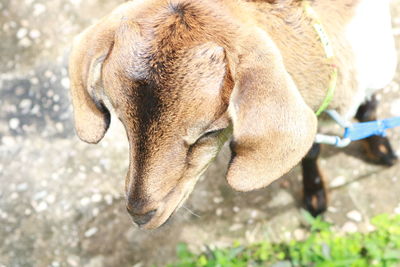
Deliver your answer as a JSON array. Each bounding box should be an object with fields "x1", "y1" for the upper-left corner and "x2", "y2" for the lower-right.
[
  {"x1": 69, "y1": 16, "x2": 117, "y2": 144},
  {"x1": 226, "y1": 28, "x2": 317, "y2": 191}
]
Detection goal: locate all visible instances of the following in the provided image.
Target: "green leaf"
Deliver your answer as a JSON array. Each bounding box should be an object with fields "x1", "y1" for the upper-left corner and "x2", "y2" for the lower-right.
[{"x1": 166, "y1": 213, "x2": 400, "y2": 267}]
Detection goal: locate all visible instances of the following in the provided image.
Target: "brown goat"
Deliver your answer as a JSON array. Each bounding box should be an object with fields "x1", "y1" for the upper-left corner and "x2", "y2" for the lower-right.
[{"x1": 69, "y1": 0, "x2": 397, "y2": 229}]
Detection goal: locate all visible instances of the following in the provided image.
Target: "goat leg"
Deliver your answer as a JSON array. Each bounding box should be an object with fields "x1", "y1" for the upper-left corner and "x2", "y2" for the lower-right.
[
  {"x1": 302, "y1": 143, "x2": 327, "y2": 217},
  {"x1": 355, "y1": 94, "x2": 398, "y2": 166}
]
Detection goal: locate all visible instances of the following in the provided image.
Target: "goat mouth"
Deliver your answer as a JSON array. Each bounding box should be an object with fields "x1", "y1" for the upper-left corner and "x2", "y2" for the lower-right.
[
  {"x1": 135, "y1": 168, "x2": 208, "y2": 229},
  {"x1": 136, "y1": 190, "x2": 186, "y2": 230},
  {"x1": 137, "y1": 185, "x2": 195, "y2": 230}
]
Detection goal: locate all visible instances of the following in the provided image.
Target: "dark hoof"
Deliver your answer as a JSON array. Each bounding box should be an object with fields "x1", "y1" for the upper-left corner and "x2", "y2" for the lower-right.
[
  {"x1": 362, "y1": 136, "x2": 398, "y2": 166},
  {"x1": 304, "y1": 188, "x2": 327, "y2": 217}
]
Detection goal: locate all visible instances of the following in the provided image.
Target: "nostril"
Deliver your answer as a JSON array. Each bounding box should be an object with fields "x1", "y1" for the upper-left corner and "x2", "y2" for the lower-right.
[{"x1": 128, "y1": 209, "x2": 157, "y2": 226}]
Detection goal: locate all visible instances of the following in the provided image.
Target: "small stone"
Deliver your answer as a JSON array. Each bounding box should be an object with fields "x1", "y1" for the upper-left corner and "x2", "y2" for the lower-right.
[
  {"x1": 55, "y1": 123, "x2": 64, "y2": 132},
  {"x1": 80, "y1": 197, "x2": 90, "y2": 206},
  {"x1": 267, "y1": 190, "x2": 293, "y2": 207},
  {"x1": 284, "y1": 231, "x2": 292, "y2": 240},
  {"x1": 250, "y1": 210, "x2": 258, "y2": 218},
  {"x1": 53, "y1": 94, "x2": 60, "y2": 102},
  {"x1": 213, "y1": 197, "x2": 223, "y2": 204},
  {"x1": 342, "y1": 221, "x2": 358, "y2": 233},
  {"x1": 29, "y1": 29, "x2": 41, "y2": 39},
  {"x1": 19, "y1": 99, "x2": 32, "y2": 110},
  {"x1": 46, "y1": 194, "x2": 56, "y2": 204},
  {"x1": 92, "y1": 166, "x2": 101, "y2": 173},
  {"x1": 84, "y1": 227, "x2": 98, "y2": 238},
  {"x1": 216, "y1": 208, "x2": 223, "y2": 216},
  {"x1": 104, "y1": 194, "x2": 113, "y2": 205},
  {"x1": 390, "y1": 99, "x2": 400, "y2": 116},
  {"x1": 91, "y1": 194, "x2": 102, "y2": 203},
  {"x1": 293, "y1": 229, "x2": 306, "y2": 240},
  {"x1": 366, "y1": 223, "x2": 376, "y2": 232},
  {"x1": 33, "y1": 3, "x2": 46, "y2": 16},
  {"x1": 1, "y1": 136, "x2": 16, "y2": 146},
  {"x1": 19, "y1": 38, "x2": 32, "y2": 47},
  {"x1": 16, "y1": 183, "x2": 28, "y2": 192},
  {"x1": 394, "y1": 204, "x2": 400, "y2": 215},
  {"x1": 44, "y1": 40, "x2": 53, "y2": 48},
  {"x1": 229, "y1": 223, "x2": 243, "y2": 232},
  {"x1": 0, "y1": 210, "x2": 7, "y2": 219},
  {"x1": 33, "y1": 190, "x2": 47, "y2": 200},
  {"x1": 346, "y1": 210, "x2": 362, "y2": 222},
  {"x1": 330, "y1": 176, "x2": 346, "y2": 187},
  {"x1": 45, "y1": 71, "x2": 53, "y2": 79},
  {"x1": 92, "y1": 208, "x2": 100, "y2": 216},
  {"x1": 31, "y1": 105, "x2": 40, "y2": 115},
  {"x1": 77, "y1": 172, "x2": 86, "y2": 180},
  {"x1": 61, "y1": 77, "x2": 70, "y2": 89},
  {"x1": 16, "y1": 28, "x2": 28, "y2": 39},
  {"x1": 24, "y1": 209, "x2": 32, "y2": 216},
  {"x1": 9, "y1": 118, "x2": 20, "y2": 130},
  {"x1": 279, "y1": 179, "x2": 290, "y2": 188},
  {"x1": 53, "y1": 105, "x2": 60, "y2": 112},
  {"x1": 30, "y1": 77, "x2": 39, "y2": 85},
  {"x1": 70, "y1": 0, "x2": 82, "y2": 5},
  {"x1": 67, "y1": 256, "x2": 79, "y2": 267},
  {"x1": 327, "y1": 206, "x2": 338, "y2": 213},
  {"x1": 35, "y1": 201, "x2": 48, "y2": 212}
]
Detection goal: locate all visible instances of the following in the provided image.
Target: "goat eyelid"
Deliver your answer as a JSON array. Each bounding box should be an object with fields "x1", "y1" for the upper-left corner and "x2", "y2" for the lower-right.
[
  {"x1": 194, "y1": 128, "x2": 225, "y2": 143},
  {"x1": 203, "y1": 128, "x2": 224, "y2": 137},
  {"x1": 184, "y1": 125, "x2": 227, "y2": 147}
]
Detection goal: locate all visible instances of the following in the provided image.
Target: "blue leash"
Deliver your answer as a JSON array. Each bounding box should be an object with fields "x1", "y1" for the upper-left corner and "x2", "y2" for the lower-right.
[{"x1": 315, "y1": 110, "x2": 400, "y2": 147}]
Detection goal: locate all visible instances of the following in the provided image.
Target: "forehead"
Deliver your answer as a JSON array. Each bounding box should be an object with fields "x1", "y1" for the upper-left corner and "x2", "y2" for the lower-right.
[
  {"x1": 102, "y1": 1, "x2": 233, "y2": 134},
  {"x1": 157, "y1": 43, "x2": 229, "y2": 111},
  {"x1": 106, "y1": 41, "x2": 230, "y2": 124}
]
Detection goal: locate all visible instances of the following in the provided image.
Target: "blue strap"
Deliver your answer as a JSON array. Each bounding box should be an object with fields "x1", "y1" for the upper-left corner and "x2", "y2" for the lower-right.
[
  {"x1": 343, "y1": 117, "x2": 400, "y2": 141},
  {"x1": 315, "y1": 110, "x2": 400, "y2": 147}
]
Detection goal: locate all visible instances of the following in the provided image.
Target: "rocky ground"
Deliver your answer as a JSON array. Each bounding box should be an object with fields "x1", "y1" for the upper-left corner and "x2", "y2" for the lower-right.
[{"x1": 1, "y1": 0, "x2": 400, "y2": 266}]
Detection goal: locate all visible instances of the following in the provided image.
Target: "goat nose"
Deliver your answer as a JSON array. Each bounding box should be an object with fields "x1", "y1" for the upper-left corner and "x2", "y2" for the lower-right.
[{"x1": 127, "y1": 208, "x2": 157, "y2": 226}]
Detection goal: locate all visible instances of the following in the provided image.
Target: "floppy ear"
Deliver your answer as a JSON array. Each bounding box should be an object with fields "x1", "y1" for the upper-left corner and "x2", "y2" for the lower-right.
[
  {"x1": 226, "y1": 28, "x2": 317, "y2": 191},
  {"x1": 69, "y1": 17, "x2": 118, "y2": 144}
]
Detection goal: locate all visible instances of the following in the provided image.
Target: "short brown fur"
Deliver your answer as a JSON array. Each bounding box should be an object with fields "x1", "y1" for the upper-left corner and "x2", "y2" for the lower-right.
[{"x1": 69, "y1": 0, "x2": 391, "y2": 229}]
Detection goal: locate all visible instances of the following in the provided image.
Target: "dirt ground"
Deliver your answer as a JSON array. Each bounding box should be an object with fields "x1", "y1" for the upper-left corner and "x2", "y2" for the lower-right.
[{"x1": 1, "y1": 0, "x2": 400, "y2": 266}]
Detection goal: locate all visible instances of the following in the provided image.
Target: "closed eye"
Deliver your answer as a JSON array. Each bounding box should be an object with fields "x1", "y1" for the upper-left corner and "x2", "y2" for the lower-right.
[
  {"x1": 202, "y1": 128, "x2": 224, "y2": 138},
  {"x1": 194, "y1": 128, "x2": 225, "y2": 144}
]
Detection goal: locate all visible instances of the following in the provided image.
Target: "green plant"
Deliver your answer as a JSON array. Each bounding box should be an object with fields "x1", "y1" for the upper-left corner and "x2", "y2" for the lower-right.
[{"x1": 165, "y1": 213, "x2": 400, "y2": 267}]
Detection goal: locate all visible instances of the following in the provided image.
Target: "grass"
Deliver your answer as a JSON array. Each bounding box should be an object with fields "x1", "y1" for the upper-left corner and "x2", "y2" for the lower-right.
[{"x1": 165, "y1": 212, "x2": 400, "y2": 267}]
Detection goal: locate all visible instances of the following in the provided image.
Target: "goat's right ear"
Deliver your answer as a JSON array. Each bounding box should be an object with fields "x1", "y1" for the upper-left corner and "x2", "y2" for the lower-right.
[
  {"x1": 225, "y1": 28, "x2": 317, "y2": 191},
  {"x1": 69, "y1": 17, "x2": 118, "y2": 144}
]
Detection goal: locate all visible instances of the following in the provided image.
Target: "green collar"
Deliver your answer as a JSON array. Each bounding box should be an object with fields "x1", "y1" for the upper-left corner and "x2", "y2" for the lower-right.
[{"x1": 303, "y1": 1, "x2": 338, "y2": 116}]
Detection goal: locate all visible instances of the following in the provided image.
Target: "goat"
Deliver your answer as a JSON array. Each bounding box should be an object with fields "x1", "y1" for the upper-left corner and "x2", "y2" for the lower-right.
[{"x1": 69, "y1": 0, "x2": 398, "y2": 229}]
